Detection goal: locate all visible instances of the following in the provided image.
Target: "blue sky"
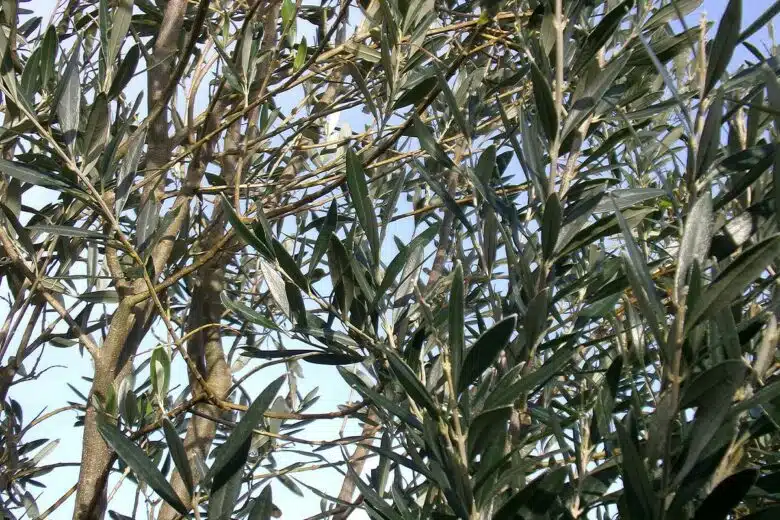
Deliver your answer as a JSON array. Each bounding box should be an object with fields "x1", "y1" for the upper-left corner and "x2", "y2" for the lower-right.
[{"x1": 9, "y1": 0, "x2": 778, "y2": 518}]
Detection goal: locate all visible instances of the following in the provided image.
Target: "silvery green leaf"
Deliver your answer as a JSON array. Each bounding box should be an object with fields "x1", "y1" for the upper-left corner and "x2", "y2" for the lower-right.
[
  {"x1": 116, "y1": 128, "x2": 147, "y2": 216},
  {"x1": 59, "y1": 46, "x2": 81, "y2": 153}
]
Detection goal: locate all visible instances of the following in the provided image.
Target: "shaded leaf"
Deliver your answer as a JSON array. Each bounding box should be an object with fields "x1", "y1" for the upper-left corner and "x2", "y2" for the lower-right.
[
  {"x1": 493, "y1": 466, "x2": 568, "y2": 519},
  {"x1": 485, "y1": 342, "x2": 574, "y2": 408},
  {"x1": 272, "y1": 239, "x2": 308, "y2": 291},
  {"x1": 615, "y1": 418, "x2": 656, "y2": 520},
  {"x1": 681, "y1": 361, "x2": 746, "y2": 409},
  {"x1": 414, "y1": 159, "x2": 472, "y2": 233},
  {"x1": 674, "y1": 365, "x2": 745, "y2": 487},
  {"x1": 221, "y1": 292, "x2": 279, "y2": 330},
  {"x1": 208, "y1": 376, "x2": 285, "y2": 480},
  {"x1": 696, "y1": 94, "x2": 724, "y2": 177},
  {"x1": 563, "y1": 54, "x2": 630, "y2": 140},
  {"x1": 0, "y1": 159, "x2": 75, "y2": 191},
  {"x1": 542, "y1": 193, "x2": 562, "y2": 260},
  {"x1": 339, "y1": 368, "x2": 422, "y2": 430},
  {"x1": 97, "y1": 420, "x2": 189, "y2": 515},
  {"x1": 375, "y1": 225, "x2": 437, "y2": 308},
  {"x1": 435, "y1": 65, "x2": 469, "y2": 138},
  {"x1": 412, "y1": 115, "x2": 453, "y2": 167},
  {"x1": 83, "y1": 94, "x2": 110, "y2": 162},
  {"x1": 242, "y1": 347, "x2": 362, "y2": 365},
  {"x1": 222, "y1": 194, "x2": 274, "y2": 259},
  {"x1": 386, "y1": 350, "x2": 439, "y2": 417},
  {"x1": 78, "y1": 290, "x2": 119, "y2": 304},
  {"x1": 688, "y1": 235, "x2": 780, "y2": 329},
  {"x1": 674, "y1": 192, "x2": 714, "y2": 305},
  {"x1": 162, "y1": 418, "x2": 194, "y2": 498},
  {"x1": 309, "y1": 200, "x2": 338, "y2": 276},
  {"x1": 345, "y1": 149, "x2": 380, "y2": 266},
  {"x1": 529, "y1": 60, "x2": 557, "y2": 142},
  {"x1": 704, "y1": 0, "x2": 741, "y2": 98},
  {"x1": 458, "y1": 315, "x2": 517, "y2": 394},
  {"x1": 116, "y1": 128, "x2": 146, "y2": 216},
  {"x1": 209, "y1": 439, "x2": 248, "y2": 520},
  {"x1": 248, "y1": 485, "x2": 274, "y2": 520},
  {"x1": 692, "y1": 469, "x2": 759, "y2": 520},
  {"x1": 136, "y1": 193, "x2": 159, "y2": 252},
  {"x1": 108, "y1": 44, "x2": 140, "y2": 99},
  {"x1": 59, "y1": 46, "x2": 81, "y2": 153},
  {"x1": 449, "y1": 262, "x2": 465, "y2": 392},
  {"x1": 571, "y1": 0, "x2": 635, "y2": 75}
]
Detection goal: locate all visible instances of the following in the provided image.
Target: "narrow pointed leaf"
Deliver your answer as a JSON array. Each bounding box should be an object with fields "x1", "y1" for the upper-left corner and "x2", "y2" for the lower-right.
[
  {"x1": 459, "y1": 315, "x2": 517, "y2": 394},
  {"x1": 339, "y1": 368, "x2": 422, "y2": 430},
  {"x1": 592, "y1": 189, "x2": 666, "y2": 213},
  {"x1": 529, "y1": 60, "x2": 557, "y2": 142},
  {"x1": 412, "y1": 115, "x2": 453, "y2": 167},
  {"x1": 696, "y1": 94, "x2": 724, "y2": 177},
  {"x1": 375, "y1": 225, "x2": 437, "y2": 307},
  {"x1": 59, "y1": 46, "x2": 81, "y2": 153},
  {"x1": 415, "y1": 159, "x2": 473, "y2": 232},
  {"x1": 704, "y1": 0, "x2": 741, "y2": 98},
  {"x1": 162, "y1": 418, "x2": 194, "y2": 498},
  {"x1": 97, "y1": 420, "x2": 189, "y2": 515},
  {"x1": 209, "y1": 439, "x2": 249, "y2": 520},
  {"x1": 693, "y1": 469, "x2": 759, "y2": 520},
  {"x1": 571, "y1": 0, "x2": 635, "y2": 75},
  {"x1": 260, "y1": 259, "x2": 291, "y2": 318},
  {"x1": 272, "y1": 240, "x2": 308, "y2": 291},
  {"x1": 449, "y1": 262, "x2": 465, "y2": 391},
  {"x1": 493, "y1": 466, "x2": 568, "y2": 519},
  {"x1": 615, "y1": 418, "x2": 656, "y2": 519},
  {"x1": 0, "y1": 159, "x2": 75, "y2": 191},
  {"x1": 613, "y1": 197, "x2": 666, "y2": 326},
  {"x1": 738, "y1": 1, "x2": 780, "y2": 44},
  {"x1": 207, "y1": 376, "x2": 285, "y2": 480},
  {"x1": 116, "y1": 128, "x2": 146, "y2": 215},
  {"x1": 645, "y1": 0, "x2": 702, "y2": 30},
  {"x1": 221, "y1": 292, "x2": 279, "y2": 330},
  {"x1": 108, "y1": 0, "x2": 134, "y2": 63},
  {"x1": 563, "y1": 54, "x2": 630, "y2": 140},
  {"x1": 136, "y1": 194, "x2": 158, "y2": 252},
  {"x1": 345, "y1": 149, "x2": 380, "y2": 266},
  {"x1": 386, "y1": 350, "x2": 438, "y2": 417},
  {"x1": 248, "y1": 485, "x2": 274, "y2": 520},
  {"x1": 83, "y1": 94, "x2": 110, "y2": 161},
  {"x1": 485, "y1": 343, "x2": 574, "y2": 408},
  {"x1": 674, "y1": 192, "x2": 714, "y2": 305},
  {"x1": 435, "y1": 66, "x2": 469, "y2": 138},
  {"x1": 542, "y1": 193, "x2": 562, "y2": 260},
  {"x1": 688, "y1": 235, "x2": 780, "y2": 329},
  {"x1": 673, "y1": 366, "x2": 745, "y2": 487},
  {"x1": 221, "y1": 194, "x2": 274, "y2": 259},
  {"x1": 309, "y1": 200, "x2": 338, "y2": 276},
  {"x1": 108, "y1": 44, "x2": 140, "y2": 99}
]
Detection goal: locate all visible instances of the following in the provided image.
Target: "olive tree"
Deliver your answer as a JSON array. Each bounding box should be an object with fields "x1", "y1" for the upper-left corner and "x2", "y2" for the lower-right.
[{"x1": 1, "y1": 0, "x2": 779, "y2": 519}]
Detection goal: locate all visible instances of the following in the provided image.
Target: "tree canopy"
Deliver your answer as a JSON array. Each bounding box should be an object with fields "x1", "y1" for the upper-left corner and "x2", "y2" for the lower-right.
[{"x1": 1, "y1": 0, "x2": 780, "y2": 519}]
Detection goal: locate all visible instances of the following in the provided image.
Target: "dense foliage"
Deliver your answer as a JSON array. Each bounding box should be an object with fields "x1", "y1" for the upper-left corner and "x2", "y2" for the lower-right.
[{"x1": 0, "y1": 0, "x2": 779, "y2": 518}]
